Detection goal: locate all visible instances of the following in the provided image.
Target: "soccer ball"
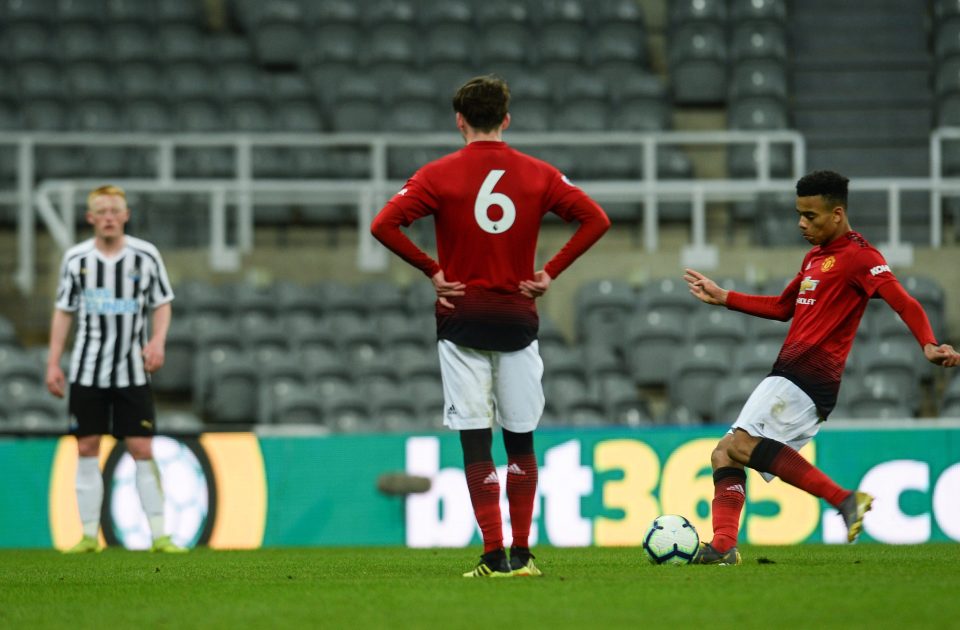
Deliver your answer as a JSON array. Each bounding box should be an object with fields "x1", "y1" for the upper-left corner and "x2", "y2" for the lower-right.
[{"x1": 642, "y1": 514, "x2": 700, "y2": 565}]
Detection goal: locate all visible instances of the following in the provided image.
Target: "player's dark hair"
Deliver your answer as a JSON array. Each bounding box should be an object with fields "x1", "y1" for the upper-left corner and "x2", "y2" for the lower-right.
[
  {"x1": 796, "y1": 170, "x2": 849, "y2": 209},
  {"x1": 452, "y1": 75, "x2": 510, "y2": 133}
]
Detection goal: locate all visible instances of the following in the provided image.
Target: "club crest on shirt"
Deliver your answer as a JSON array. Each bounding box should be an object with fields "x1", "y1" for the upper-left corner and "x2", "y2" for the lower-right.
[{"x1": 821, "y1": 255, "x2": 836, "y2": 272}]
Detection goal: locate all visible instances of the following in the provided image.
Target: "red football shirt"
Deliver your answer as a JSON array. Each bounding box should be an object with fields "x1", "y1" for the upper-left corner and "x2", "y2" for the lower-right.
[
  {"x1": 371, "y1": 140, "x2": 609, "y2": 351},
  {"x1": 726, "y1": 231, "x2": 898, "y2": 416}
]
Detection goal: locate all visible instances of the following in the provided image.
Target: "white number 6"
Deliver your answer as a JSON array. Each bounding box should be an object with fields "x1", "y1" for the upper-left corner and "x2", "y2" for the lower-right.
[{"x1": 474, "y1": 170, "x2": 516, "y2": 234}]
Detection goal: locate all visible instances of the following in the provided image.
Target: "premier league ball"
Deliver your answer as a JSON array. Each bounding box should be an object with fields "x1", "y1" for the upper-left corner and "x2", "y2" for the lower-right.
[{"x1": 642, "y1": 514, "x2": 700, "y2": 565}]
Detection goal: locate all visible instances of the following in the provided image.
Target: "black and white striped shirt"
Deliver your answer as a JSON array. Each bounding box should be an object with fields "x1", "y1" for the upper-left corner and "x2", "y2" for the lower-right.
[{"x1": 55, "y1": 236, "x2": 174, "y2": 388}]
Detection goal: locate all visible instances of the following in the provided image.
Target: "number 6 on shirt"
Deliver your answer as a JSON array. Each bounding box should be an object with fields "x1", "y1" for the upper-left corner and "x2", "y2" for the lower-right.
[{"x1": 474, "y1": 170, "x2": 516, "y2": 234}]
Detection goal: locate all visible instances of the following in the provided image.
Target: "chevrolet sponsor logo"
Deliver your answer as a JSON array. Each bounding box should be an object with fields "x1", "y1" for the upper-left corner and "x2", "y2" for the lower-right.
[{"x1": 799, "y1": 276, "x2": 819, "y2": 294}]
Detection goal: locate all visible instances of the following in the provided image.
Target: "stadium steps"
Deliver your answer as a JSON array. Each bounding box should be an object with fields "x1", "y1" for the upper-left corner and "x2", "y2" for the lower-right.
[{"x1": 788, "y1": 0, "x2": 933, "y2": 177}]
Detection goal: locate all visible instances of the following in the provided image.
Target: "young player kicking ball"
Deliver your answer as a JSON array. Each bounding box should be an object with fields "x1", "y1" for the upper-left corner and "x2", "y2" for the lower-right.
[{"x1": 685, "y1": 170, "x2": 960, "y2": 564}]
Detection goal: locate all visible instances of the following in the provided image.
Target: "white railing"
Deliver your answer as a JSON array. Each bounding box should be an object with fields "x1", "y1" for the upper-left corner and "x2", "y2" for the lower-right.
[{"x1": 1, "y1": 129, "x2": 808, "y2": 293}]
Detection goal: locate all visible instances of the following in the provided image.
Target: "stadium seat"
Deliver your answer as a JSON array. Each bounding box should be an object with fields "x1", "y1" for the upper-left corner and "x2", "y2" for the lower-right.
[
  {"x1": 220, "y1": 63, "x2": 267, "y2": 102},
  {"x1": 625, "y1": 310, "x2": 687, "y2": 387},
  {"x1": 846, "y1": 374, "x2": 915, "y2": 420},
  {"x1": 55, "y1": 0, "x2": 105, "y2": 24},
  {"x1": 544, "y1": 374, "x2": 595, "y2": 418},
  {"x1": 729, "y1": 59, "x2": 788, "y2": 100},
  {"x1": 156, "y1": 24, "x2": 206, "y2": 63},
  {"x1": 176, "y1": 280, "x2": 234, "y2": 320},
  {"x1": 205, "y1": 353, "x2": 260, "y2": 424},
  {"x1": 17, "y1": 61, "x2": 64, "y2": 100},
  {"x1": 729, "y1": 144, "x2": 793, "y2": 180},
  {"x1": 269, "y1": 384, "x2": 326, "y2": 426},
  {"x1": 729, "y1": 96, "x2": 789, "y2": 130},
  {"x1": 901, "y1": 275, "x2": 947, "y2": 340},
  {"x1": 475, "y1": 0, "x2": 529, "y2": 25},
  {"x1": 363, "y1": 0, "x2": 418, "y2": 25},
  {"x1": 732, "y1": 340, "x2": 780, "y2": 380},
  {"x1": 668, "y1": 22, "x2": 728, "y2": 104},
  {"x1": 639, "y1": 278, "x2": 694, "y2": 324},
  {"x1": 206, "y1": 34, "x2": 254, "y2": 63},
  {"x1": 574, "y1": 279, "x2": 636, "y2": 345},
  {"x1": 730, "y1": 0, "x2": 787, "y2": 23},
  {"x1": 368, "y1": 381, "x2": 420, "y2": 432},
  {"x1": 689, "y1": 309, "x2": 749, "y2": 355},
  {"x1": 149, "y1": 320, "x2": 195, "y2": 394},
  {"x1": 58, "y1": 22, "x2": 103, "y2": 62},
  {"x1": 64, "y1": 61, "x2": 114, "y2": 100},
  {"x1": 359, "y1": 281, "x2": 408, "y2": 318},
  {"x1": 504, "y1": 99, "x2": 553, "y2": 132},
  {"x1": 155, "y1": 0, "x2": 202, "y2": 24},
  {"x1": 7, "y1": 394, "x2": 68, "y2": 434},
  {"x1": 598, "y1": 373, "x2": 654, "y2": 426},
  {"x1": 3, "y1": 23, "x2": 54, "y2": 62},
  {"x1": 712, "y1": 374, "x2": 759, "y2": 423},
  {"x1": 0, "y1": 354, "x2": 45, "y2": 407},
  {"x1": 302, "y1": 0, "x2": 360, "y2": 26},
  {"x1": 541, "y1": 344, "x2": 587, "y2": 384},
  {"x1": 420, "y1": 0, "x2": 472, "y2": 26},
  {"x1": 859, "y1": 340, "x2": 923, "y2": 411},
  {"x1": 668, "y1": 343, "x2": 731, "y2": 420},
  {"x1": 117, "y1": 62, "x2": 167, "y2": 99},
  {"x1": 392, "y1": 345, "x2": 441, "y2": 382},
  {"x1": 730, "y1": 22, "x2": 788, "y2": 62},
  {"x1": 478, "y1": 23, "x2": 531, "y2": 65},
  {"x1": 668, "y1": 0, "x2": 726, "y2": 25},
  {"x1": 940, "y1": 375, "x2": 960, "y2": 417},
  {"x1": 592, "y1": 23, "x2": 648, "y2": 67},
  {"x1": 537, "y1": 23, "x2": 586, "y2": 65},
  {"x1": 423, "y1": 24, "x2": 474, "y2": 66},
  {"x1": 322, "y1": 385, "x2": 374, "y2": 433},
  {"x1": 108, "y1": 23, "x2": 156, "y2": 63},
  {"x1": 582, "y1": 343, "x2": 625, "y2": 380},
  {"x1": 249, "y1": 1, "x2": 305, "y2": 67},
  {"x1": 362, "y1": 24, "x2": 418, "y2": 66}
]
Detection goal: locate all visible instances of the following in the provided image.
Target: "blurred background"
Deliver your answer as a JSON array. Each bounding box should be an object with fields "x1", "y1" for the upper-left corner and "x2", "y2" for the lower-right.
[{"x1": 1, "y1": 0, "x2": 960, "y2": 439}]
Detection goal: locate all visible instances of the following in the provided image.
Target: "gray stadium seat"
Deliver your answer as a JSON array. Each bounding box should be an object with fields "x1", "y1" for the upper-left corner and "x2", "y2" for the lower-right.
[
  {"x1": 250, "y1": 1, "x2": 305, "y2": 67},
  {"x1": 359, "y1": 280, "x2": 407, "y2": 317},
  {"x1": 362, "y1": 24, "x2": 418, "y2": 66},
  {"x1": 639, "y1": 278, "x2": 694, "y2": 324},
  {"x1": 424, "y1": 24, "x2": 474, "y2": 65},
  {"x1": 729, "y1": 96, "x2": 789, "y2": 129},
  {"x1": 150, "y1": 320, "x2": 194, "y2": 394},
  {"x1": 59, "y1": 22, "x2": 103, "y2": 62},
  {"x1": 505, "y1": 100, "x2": 553, "y2": 132},
  {"x1": 3, "y1": 23, "x2": 54, "y2": 62},
  {"x1": 539, "y1": 0, "x2": 588, "y2": 25},
  {"x1": 730, "y1": 0, "x2": 787, "y2": 22},
  {"x1": 626, "y1": 310, "x2": 687, "y2": 387},
  {"x1": 64, "y1": 61, "x2": 113, "y2": 99},
  {"x1": 689, "y1": 309, "x2": 749, "y2": 355},
  {"x1": 155, "y1": 0, "x2": 201, "y2": 24},
  {"x1": 56, "y1": 0, "x2": 104, "y2": 23},
  {"x1": 124, "y1": 99, "x2": 175, "y2": 132},
  {"x1": 846, "y1": 374, "x2": 915, "y2": 419},
  {"x1": 712, "y1": 374, "x2": 759, "y2": 423},
  {"x1": 668, "y1": 22, "x2": 728, "y2": 104},
  {"x1": 206, "y1": 34, "x2": 254, "y2": 63},
  {"x1": 0, "y1": 354, "x2": 45, "y2": 407},
  {"x1": 859, "y1": 339, "x2": 922, "y2": 411},
  {"x1": 593, "y1": 0, "x2": 646, "y2": 26},
  {"x1": 575, "y1": 279, "x2": 636, "y2": 344},
  {"x1": 205, "y1": 353, "x2": 260, "y2": 424},
  {"x1": 668, "y1": 0, "x2": 726, "y2": 25},
  {"x1": 478, "y1": 23, "x2": 530, "y2": 65},
  {"x1": 17, "y1": 61, "x2": 64, "y2": 100},
  {"x1": 108, "y1": 23, "x2": 155, "y2": 63},
  {"x1": 475, "y1": 0, "x2": 529, "y2": 25},
  {"x1": 599, "y1": 373, "x2": 654, "y2": 426},
  {"x1": 940, "y1": 376, "x2": 960, "y2": 417},
  {"x1": 537, "y1": 23, "x2": 586, "y2": 64},
  {"x1": 156, "y1": 24, "x2": 206, "y2": 62},
  {"x1": 592, "y1": 23, "x2": 649, "y2": 67},
  {"x1": 668, "y1": 343, "x2": 731, "y2": 420},
  {"x1": 732, "y1": 340, "x2": 780, "y2": 380},
  {"x1": 730, "y1": 59, "x2": 788, "y2": 100},
  {"x1": 8, "y1": 395, "x2": 68, "y2": 434},
  {"x1": 220, "y1": 63, "x2": 267, "y2": 101},
  {"x1": 270, "y1": 384, "x2": 326, "y2": 426},
  {"x1": 117, "y1": 62, "x2": 166, "y2": 99},
  {"x1": 322, "y1": 385, "x2": 373, "y2": 433},
  {"x1": 730, "y1": 22, "x2": 788, "y2": 62}
]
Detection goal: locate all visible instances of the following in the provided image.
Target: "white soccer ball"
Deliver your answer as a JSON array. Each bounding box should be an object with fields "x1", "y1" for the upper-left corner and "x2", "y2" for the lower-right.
[{"x1": 642, "y1": 514, "x2": 700, "y2": 565}]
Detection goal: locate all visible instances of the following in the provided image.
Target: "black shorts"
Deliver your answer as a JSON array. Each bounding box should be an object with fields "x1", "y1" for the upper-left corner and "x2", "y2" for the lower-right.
[{"x1": 68, "y1": 384, "x2": 157, "y2": 437}]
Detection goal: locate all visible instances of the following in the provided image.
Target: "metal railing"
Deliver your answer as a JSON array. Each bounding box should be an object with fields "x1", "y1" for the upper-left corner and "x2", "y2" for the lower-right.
[{"x1": 1, "y1": 129, "x2": 809, "y2": 293}]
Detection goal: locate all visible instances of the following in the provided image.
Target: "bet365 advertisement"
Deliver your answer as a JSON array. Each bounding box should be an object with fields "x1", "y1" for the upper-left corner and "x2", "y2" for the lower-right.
[{"x1": 1, "y1": 426, "x2": 958, "y2": 549}]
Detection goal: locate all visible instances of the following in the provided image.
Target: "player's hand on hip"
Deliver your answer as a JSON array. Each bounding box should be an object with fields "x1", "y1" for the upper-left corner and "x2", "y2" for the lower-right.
[
  {"x1": 142, "y1": 339, "x2": 166, "y2": 373},
  {"x1": 432, "y1": 270, "x2": 466, "y2": 309},
  {"x1": 683, "y1": 268, "x2": 728, "y2": 306},
  {"x1": 45, "y1": 364, "x2": 65, "y2": 398},
  {"x1": 520, "y1": 270, "x2": 552, "y2": 299},
  {"x1": 925, "y1": 343, "x2": 960, "y2": 367}
]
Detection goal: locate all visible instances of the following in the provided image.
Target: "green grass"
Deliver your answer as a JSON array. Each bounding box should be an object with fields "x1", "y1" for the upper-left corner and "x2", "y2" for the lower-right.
[{"x1": 1, "y1": 545, "x2": 958, "y2": 629}]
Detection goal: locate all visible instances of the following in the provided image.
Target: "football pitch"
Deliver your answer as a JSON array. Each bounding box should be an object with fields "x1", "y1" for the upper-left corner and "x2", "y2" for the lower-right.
[{"x1": 1, "y1": 545, "x2": 958, "y2": 629}]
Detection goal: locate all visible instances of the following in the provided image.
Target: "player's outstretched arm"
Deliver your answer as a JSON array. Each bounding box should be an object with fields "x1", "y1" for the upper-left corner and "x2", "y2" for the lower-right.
[
  {"x1": 684, "y1": 268, "x2": 728, "y2": 306},
  {"x1": 924, "y1": 343, "x2": 960, "y2": 367}
]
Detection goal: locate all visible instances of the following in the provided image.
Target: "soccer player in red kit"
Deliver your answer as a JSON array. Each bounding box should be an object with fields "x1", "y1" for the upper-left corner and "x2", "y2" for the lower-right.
[
  {"x1": 371, "y1": 75, "x2": 610, "y2": 577},
  {"x1": 684, "y1": 170, "x2": 960, "y2": 564}
]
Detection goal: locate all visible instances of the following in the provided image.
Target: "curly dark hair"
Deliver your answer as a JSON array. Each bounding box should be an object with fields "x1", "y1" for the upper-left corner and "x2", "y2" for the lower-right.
[
  {"x1": 796, "y1": 170, "x2": 849, "y2": 208},
  {"x1": 452, "y1": 75, "x2": 510, "y2": 133}
]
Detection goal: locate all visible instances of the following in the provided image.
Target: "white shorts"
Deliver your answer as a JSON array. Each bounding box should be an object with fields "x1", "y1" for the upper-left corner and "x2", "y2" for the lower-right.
[
  {"x1": 437, "y1": 339, "x2": 545, "y2": 433},
  {"x1": 730, "y1": 376, "x2": 822, "y2": 482}
]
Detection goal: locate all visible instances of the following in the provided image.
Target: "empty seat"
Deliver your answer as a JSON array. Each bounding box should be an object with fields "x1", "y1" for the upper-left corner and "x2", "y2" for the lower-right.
[
  {"x1": 731, "y1": 22, "x2": 788, "y2": 62},
  {"x1": 206, "y1": 34, "x2": 254, "y2": 63},
  {"x1": 592, "y1": 23, "x2": 649, "y2": 66},
  {"x1": 58, "y1": 22, "x2": 103, "y2": 61},
  {"x1": 156, "y1": 24, "x2": 206, "y2": 62},
  {"x1": 3, "y1": 23, "x2": 54, "y2": 61},
  {"x1": 303, "y1": 0, "x2": 360, "y2": 25},
  {"x1": 321, "y1": 385, "x2": 373, "y2": 433},
  {"x1": 668, "y1": 0, "x2": 726, "y2": 25},
  {"x1": 117, "y1": 62, "x2": 166, "y2": 98},
  {"x1": 56, "y1": 0, "x2": 104, "y2": 23},
  {"x1": 729, "y1": 96, "x2": 789, "y2": 129},
  {"x1": 639, "y1": 277, "x2": 694, "y2": 323},
  {"x1": 537, "y1": 23, "x2": 586, "y2": 64},
  {"x1": 668, "y1": 343, "x2": 731, "y2": 420},
  {"x1": 362, "y1": 24, "x2": 418, "y2": 66},
  {"x1": 625, "y1": 310, "x2": 687, "y2": 386},
  {"x1": 730, "y1": 0, "x2": 787, "y2": 23},
  {"x1": 104, "y1": 0, "x2": 156, "y2": 24},
  {"x1": 713, "y1": 373, "x2": 760, "y2": 422},
  {"x1": 424, "y1": 24, "x2": 474, "y2": 65},
  {"x1": 17, "y1": 61, "x2": 65, "y2": 100},
  {"x1": 69, "y1": 99, "x2": 120, "y2": 131},
  {"x1": 124, "y1": 99, "x2": 175, "y2": 132},
  {"x1": 108, "y1": 23, "x2": 156, "y2": 63},
  {"x1": 732, "y1": 341, "x2": 780, "y2": 380},
  {"x1": 220, "y1": 63, "x2": 267, "y2": 101},
  {"x1": 475, "y1": 0, "x2": 529, "y2": 25},
  {"x1": 729, "y1": 59, "x2": 788, "y2": 99},
  {"x1": 205, "y1": 353, "x2": 260, "y2": 423},
  {"x1": 64, "y1": 61, "x2": 114, "y2": 99},
  {"x1": 250, "y1": 1, "x2": 305, "y2": 66},
  {"x1": 689, "y1": 309, "x2": 749, "y2": 354},
  {"x1": 668, "y1": 22, "x2": 727, "y2": 104},
  {"x1": 541, "y1": 344, "x2": 587, "y2": 383},
  {"x1": 940, "y1": 376, "x2": 960, "y2": 417},
  {"x1": 270, "y1": 384, "x2": 326, "y2": 426},
  {"x1": 478, "y1": 23, "x2": 531, "y2": 65},
  {"x1": 575, "y1": 279, "x2": 636, "y2": 343}
]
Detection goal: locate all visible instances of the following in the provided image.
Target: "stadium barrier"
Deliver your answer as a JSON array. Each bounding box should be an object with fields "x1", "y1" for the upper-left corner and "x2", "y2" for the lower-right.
[{"x1": 2, "y1": 421, "x2": 958, "y2": 549}]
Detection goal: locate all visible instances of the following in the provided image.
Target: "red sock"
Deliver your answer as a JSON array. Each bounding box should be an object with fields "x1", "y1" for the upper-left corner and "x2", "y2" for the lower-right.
[
  {"x1": 506, "y1": 454, "x2": 538, "y2": 549},
  {"x1": 711, "y1": 467, "x2": 746, "y2": 553},
  {"x1": 768, "y1": 446, "x2": 850, "y2": 507},
  {"x1": 464, "y1": 462, "x2": 503, "y2": 553}
]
